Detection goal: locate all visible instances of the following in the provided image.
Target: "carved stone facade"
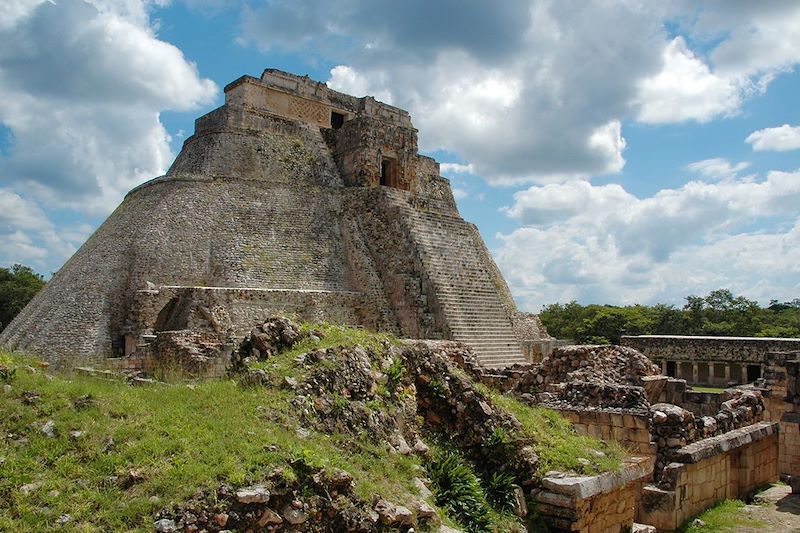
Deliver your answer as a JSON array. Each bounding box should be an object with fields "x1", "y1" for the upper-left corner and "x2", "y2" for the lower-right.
[
  {"x1": 0, "y1": 69, "x2": 548, "y2": 369},
  {"x1": 622, "y1": 335, "x2": 800, "y2": 386}
]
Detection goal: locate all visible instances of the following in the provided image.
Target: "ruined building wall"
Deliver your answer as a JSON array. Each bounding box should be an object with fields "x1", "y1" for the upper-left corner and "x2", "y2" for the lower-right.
[
  {"x1": 622, "y1": 335, "x2": 800, "y2": 385},
  {"x1": 639, "y1": 422, "x2": 778, "y2": 531}
]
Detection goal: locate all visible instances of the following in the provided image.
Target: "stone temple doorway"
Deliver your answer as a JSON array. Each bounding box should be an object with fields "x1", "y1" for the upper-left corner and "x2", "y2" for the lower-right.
[{"x1": 380, "y1": 157, "x2": 398, "y2": 187}]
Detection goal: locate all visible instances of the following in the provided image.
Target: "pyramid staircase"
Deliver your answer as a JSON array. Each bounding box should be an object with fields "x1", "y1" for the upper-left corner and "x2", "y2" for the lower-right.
[{"x1": 386, "y1": 193, "x2": 527, "y2": 368}]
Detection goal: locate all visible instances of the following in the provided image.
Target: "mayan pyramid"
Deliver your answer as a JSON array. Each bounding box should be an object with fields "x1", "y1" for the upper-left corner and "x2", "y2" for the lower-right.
[{"x1": 1, "y1": 69, "x2": 550, "y2": 370}]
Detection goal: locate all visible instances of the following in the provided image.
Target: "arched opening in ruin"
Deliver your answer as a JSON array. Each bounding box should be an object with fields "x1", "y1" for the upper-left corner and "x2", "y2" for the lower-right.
[
  {"x1": 154, "y1": 296, "x2": 189, "y2": 332},
  {"x1": 380, "y1": 156, "x2": 398, "y2": 187}
]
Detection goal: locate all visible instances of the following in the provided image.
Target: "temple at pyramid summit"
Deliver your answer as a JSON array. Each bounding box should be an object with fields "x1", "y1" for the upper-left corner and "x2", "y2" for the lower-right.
[{"x1": 0, "y1": 69, "x2": 552, "y2": 371}]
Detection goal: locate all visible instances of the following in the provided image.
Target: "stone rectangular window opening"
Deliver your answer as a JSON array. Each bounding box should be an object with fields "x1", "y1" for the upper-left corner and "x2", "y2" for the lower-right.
[
  {"x1": 380, "y1": 156, "x2": 398, "y2": 187},
  {"x1": 747, "y1": 364, "x2": 762, "y2": 383},
  {"x1": 331, "y1": 111, "x2": 345, "y2": 129}
]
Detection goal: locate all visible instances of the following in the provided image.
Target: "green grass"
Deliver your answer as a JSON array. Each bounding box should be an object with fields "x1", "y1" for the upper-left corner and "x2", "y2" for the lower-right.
[
  {"x1": 485, "y1": 388, "x2": 626, "y2": 475},
  {"x1": 249, "y1": 321, "x2": 397, "y2": 382},
  {"x1": 681, "y1": 500, "x2": 764, "y2": 532},
  {"x1": 690, "y1": 386, "x2": 726, "y2": 394},
  {"x1": 0, "y1": 349, "x2": 423, "y2": 532},
  {"x1": 0, "y1": 322, "x2": 625, "y2": 532}
]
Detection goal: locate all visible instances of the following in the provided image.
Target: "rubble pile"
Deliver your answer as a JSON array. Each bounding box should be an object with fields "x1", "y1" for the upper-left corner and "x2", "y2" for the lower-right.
[
  {"x1": 155, "y1": 465, "x2": 433, "y2": 533},
  {"x1": 538, "y1": 345, "x2": 660, "y2": 387},
  {"x1": 537, "y1": 382, "x2": 651, "y2": 413},
  {"x1": 405, "y1": 341, "x2": 541, "y2": 484},
  {"x1": 294, "y1": 344, "x2": 420, "y2": 444},
  {"x1": 233, "y1": 317, "x2": 304, "y2": 366}
]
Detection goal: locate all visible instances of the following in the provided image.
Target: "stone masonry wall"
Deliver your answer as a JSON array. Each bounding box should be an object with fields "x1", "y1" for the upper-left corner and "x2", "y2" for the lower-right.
[
  {"x1": 341, "y1": 188, "x2": 442, "y2": 340},
  {"x1": 622, "y1": 335, "x2": 800, "y2": 365},
  {"x1": 639, "y1": 422, "x2": 778, "y2": 531},
  {"x1": 130, "y1": 286, "x2": 368, "y2": 339},
  {"x1": 332, "y1": 115, "x2": 418, "y2": 191},
  {"x1": 770, "y1": 354, "x2": 800, "y2": 475},
  {"x1": 556, "y1": 409, "x2": 653, "y2": 455},
  {"x1": 533, "y1": 456, "x2": 653, "y2": 532}
]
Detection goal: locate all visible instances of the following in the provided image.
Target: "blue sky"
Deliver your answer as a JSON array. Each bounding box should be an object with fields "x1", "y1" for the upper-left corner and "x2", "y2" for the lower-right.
[{"x1": 1, "y1": 1, "x2": 799, "y2": 311}]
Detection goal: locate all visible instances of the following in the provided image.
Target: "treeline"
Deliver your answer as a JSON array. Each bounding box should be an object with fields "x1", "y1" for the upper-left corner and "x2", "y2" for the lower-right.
[
  {"x1": 0, "y1": 264, "x2": 46, "y2": 332},
  {"x1": 539, "y1": 289, "x2": 800, "y2": 345}
]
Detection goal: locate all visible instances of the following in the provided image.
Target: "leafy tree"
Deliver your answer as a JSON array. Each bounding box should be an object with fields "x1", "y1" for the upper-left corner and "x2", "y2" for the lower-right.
[
  {"x1": 539, "y1": 289, "x2": 800, "y2": 343},
  {"x1": 0, "y1": 264, "x2": 46, "y2": 331}
]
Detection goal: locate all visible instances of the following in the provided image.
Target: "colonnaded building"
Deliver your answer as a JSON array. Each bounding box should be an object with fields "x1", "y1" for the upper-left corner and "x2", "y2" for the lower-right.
[{"x1": 0, "y1": 69, "x2": 551, "y2": 370}]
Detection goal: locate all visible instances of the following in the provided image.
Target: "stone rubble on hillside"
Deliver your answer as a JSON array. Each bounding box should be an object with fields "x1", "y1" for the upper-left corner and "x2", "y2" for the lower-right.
[{"x1": 155, "y1": 318, "x2": 551, "y2": 532}]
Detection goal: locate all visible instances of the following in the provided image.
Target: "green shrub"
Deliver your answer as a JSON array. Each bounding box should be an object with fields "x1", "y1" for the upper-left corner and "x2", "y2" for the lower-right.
[
  {"x1": 483, "y1": 471, "x2": 517, "y2": 513},
  {"x1": 428, "y1": 378, "x2": 446, "y2": 400},
  {"x1": 484, "y1": 427, "x2": 511, "y2": 449},
  {"x1": 385, "y1": 357, "x2": 406, "y2": 393},
  {"x1": 428, "y1": 451, "x2": 492, "y2": 533}
]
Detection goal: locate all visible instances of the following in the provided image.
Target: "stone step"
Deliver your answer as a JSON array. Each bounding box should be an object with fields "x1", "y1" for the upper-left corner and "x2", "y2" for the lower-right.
[
  {"x1": 448, "y1": 318, "x2": 515, "y2": 326},
  {"x1": 435, "y1": 294, "x2": 504, "y2": 302},
  {"x1": 449, "y1": 322, "x2": 517, "y2": 331},
  {"x1": 443, "y1": 302, "x2": 509, "y2": 310},
  {"x1": 391, "y1": 194, "x2": 524, "y2": 369},
  {"x1": 453, "y1": 338, "x2": 520, "y2": 346},
  {"x1": 476, "y1": 354, "x2": 527, "y2": 362},
  {"x1": 462, "y1": 344, "x2": 521, "y2": 351}
]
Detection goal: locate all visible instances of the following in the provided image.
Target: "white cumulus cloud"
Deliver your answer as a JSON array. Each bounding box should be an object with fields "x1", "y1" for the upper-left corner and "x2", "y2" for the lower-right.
[
  {"x1": 497, "y1": 167, "x2": 800, "y2": 308},
  {"x1": 746, "y1": 124, "x2": 800, "y2": 152},
  {"x1": 635, "y1": 37, "x2": 741, "y2": 124},
  {"x1": 686, "y1": 158, "x2": 751, "y2": 181},
  {"x1": 0, "y1": 0, "x2": 217, "y2": 272}
]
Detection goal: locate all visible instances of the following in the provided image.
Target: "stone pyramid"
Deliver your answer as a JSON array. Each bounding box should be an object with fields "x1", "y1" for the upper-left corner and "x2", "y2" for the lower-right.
[{"x1": 1, "y1": 69, "x2": 551, "y2": 370}]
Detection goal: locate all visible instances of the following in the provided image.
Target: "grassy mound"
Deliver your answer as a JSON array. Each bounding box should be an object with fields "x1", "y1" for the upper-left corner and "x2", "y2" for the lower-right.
[{"x1": 0, "y1": 323, "x2": 624, "y2": 532}]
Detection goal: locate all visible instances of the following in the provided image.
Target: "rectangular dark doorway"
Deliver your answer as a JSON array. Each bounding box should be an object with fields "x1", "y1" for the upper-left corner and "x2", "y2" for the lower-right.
[
  {"x1": 666, "y1": 361, "x2": 677, "y2": 377},
  {"x1": 331, "y1": 111, "x2": 345, "y2": 129},
  {"x1": 381, "y1": 157, "x2": 398, "y2": 187},
  {"x1": 747, "y1": 364, "x2": 761, "y2": 383}
]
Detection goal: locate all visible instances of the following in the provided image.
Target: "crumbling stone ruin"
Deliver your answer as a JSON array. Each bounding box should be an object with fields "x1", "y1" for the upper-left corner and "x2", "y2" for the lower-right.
[
  {"x1": 454, "y1": 343, "x2": 784, "y2": 531},
  {"x1": 0, "y1": 69, "x2": 551, "y2": 370}
]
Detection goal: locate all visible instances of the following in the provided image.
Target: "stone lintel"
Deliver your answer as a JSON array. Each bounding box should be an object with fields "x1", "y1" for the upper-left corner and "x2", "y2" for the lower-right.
[
  {"x1": 541, "y1": 456, "x2": 653, "y2": 499},
  {"x1": 668, "y1": 421, "x2": 778, "y2": 464}
]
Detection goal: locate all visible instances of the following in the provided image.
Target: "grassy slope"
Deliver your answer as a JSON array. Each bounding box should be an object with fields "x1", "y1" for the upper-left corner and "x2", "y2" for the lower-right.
[
  {"x1": 0, "y1": 353, "x2": 421, "y2": 531},
  {"x1": 0, "y1": 324, "x2": 624, "y2": 532},
  {"x1": 681, "y1": 500, "x2": 764, "y2": 532}
]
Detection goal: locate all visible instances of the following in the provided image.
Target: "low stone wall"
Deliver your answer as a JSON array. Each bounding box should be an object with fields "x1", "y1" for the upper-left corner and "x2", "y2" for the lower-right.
[
  {"x1": 650, "y1": 390, "x2": 765, "y2": 482},
  {"x1": 133, "y1": 286, "x2": 368, "y2": 341},
  {"x1": 780, "y1": 412, "x2": 800, "y2": 476},
  {"x1": 639, "y1": 422, "x2": 778, "y2": 531},
  {"x1": 533, "y1": 456, "x2": 653, "y2": 532},
  {"x1": 682, "y1": 391, "x2": 724, "y2": 417},
  {"x1": 555, "y1": 408, "x2": 654, "y2": 455}
]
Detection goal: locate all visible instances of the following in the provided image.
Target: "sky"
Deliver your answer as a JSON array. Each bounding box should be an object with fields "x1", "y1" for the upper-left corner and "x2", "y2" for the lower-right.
[{"x1": 1, "y1": 0, "x2": 799, "y2": 312}]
